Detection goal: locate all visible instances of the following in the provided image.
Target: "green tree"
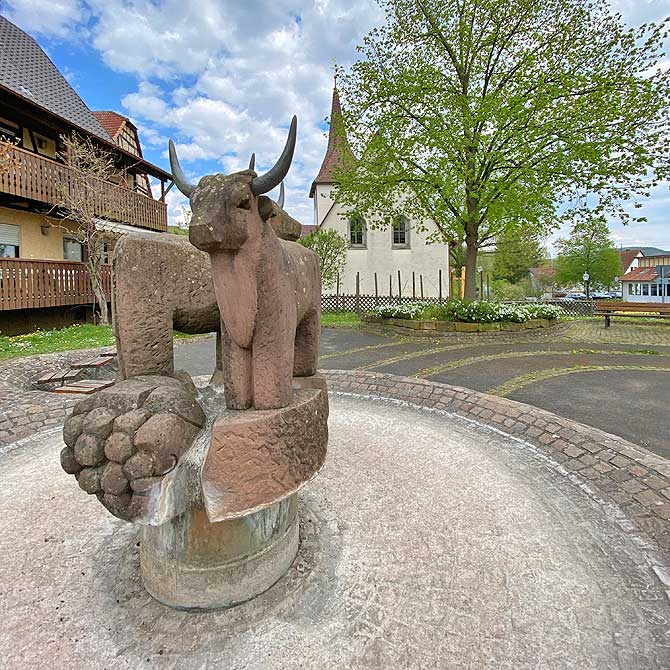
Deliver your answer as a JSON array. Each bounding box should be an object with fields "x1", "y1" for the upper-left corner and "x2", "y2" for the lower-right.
[
  {"x1": 334, "y1": 0, "x2": 670, "y2": 297},
  {"x1": 298, "y1": 228, "x2": 349, "y2": 290},
  {"x1": 493, "y1": 228, "x2": 546, "y2": 283},
  {"x1": 554, "y1": 216, "x2": 621, "y2": 292}
]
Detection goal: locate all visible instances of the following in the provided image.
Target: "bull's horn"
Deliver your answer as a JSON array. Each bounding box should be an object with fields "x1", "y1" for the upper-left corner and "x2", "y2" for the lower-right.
[
  {"x1": 251, "y1": 116, "x2": 297, "y2": 195},
  {"x1": 168, "y1": 140, "x2": 196, "y2": 198},
  {"x1": 277, "y1": 181, "x2": 285, "y2": 209},
  {"x1": 249, "y1": 153, "x2": 256, "y2": 170}
]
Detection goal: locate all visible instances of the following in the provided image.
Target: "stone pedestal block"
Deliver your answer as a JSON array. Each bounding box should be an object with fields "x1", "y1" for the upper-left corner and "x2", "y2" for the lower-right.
[
  {"x1": 202, "y1": 384, "x2": 328, "y2": 521},
  {"x1": 140, "y1": 495, "x2": 298, "y2": 611}
]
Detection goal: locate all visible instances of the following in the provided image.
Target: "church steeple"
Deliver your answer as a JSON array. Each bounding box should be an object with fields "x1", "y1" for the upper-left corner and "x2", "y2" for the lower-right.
[{"x1": 309, "y1": 85, "x2": 351, "y2": 197}]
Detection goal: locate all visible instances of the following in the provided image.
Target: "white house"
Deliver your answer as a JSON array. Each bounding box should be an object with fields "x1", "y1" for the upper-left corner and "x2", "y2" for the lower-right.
[
  {"x1": 309, "y1": 88, "x2": 450, "y2": 299},
  {"x1": 621, "y1": 254, "x2": 670, "y2": 303},
  {"x1": 618, "y1": 249, "x2": 644, "y2": 277}
]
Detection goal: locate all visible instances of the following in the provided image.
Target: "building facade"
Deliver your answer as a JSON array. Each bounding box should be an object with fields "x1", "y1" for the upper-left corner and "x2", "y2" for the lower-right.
[
  {"x1": 0, "y1": 16, "x2": 172, "y2": 329},
  {"x1": 621, "y1": 255, "x2": 670, "y2": 303},
  {"x1": 309, "y1": 88, "x2": 450, "y2": 299}
]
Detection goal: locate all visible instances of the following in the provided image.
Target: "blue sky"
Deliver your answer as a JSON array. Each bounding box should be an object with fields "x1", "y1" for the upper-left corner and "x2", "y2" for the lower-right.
[{"x1": 1, "y1": 0, "x2": 669, "y2": 253}]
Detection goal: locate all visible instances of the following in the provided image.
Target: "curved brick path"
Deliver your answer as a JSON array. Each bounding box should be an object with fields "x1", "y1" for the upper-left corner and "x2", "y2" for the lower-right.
[{"x1": 1, "y1": 391, "x2": 669, "y2": 669}]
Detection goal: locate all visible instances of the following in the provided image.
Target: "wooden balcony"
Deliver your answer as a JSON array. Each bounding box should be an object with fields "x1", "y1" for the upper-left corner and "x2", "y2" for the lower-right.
[
  {"x1": 0, "y1": 144, "x2": 167, "y2": 232},
  {"x1": 0, "y1": 258, "x2": 111, "y2": 311}
]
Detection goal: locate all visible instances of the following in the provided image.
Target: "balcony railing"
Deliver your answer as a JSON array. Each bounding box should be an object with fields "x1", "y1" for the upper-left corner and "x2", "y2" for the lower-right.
[
  {"x1": 0, "y1": 144, "x2": 167, "y2": 232},
  {"x1": 0, "y1": 258, "x2": 111, "y2": 311}
]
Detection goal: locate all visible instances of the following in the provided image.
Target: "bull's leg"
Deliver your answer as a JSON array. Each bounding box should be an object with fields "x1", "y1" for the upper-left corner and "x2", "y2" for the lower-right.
[
  {"x1": 252, "y1": 311, "x2": 295, "y2": 410},
  {"x1": 293, "y1": 309, "x2": 320, "y2": 377},
  {"x1": 210, "y1": 330, "x2": 226, "y2": 386},
  {"x1": 115, "y1": 309, "x2": 174, "y2": 379},
  {"x1": 220, "y1": 323, "x2": 253, "y2": 409}
]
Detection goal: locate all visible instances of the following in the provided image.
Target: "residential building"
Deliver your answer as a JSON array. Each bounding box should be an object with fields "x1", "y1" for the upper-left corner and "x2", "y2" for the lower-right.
[
  {"x1": 309, "y1": 87, "x2": 450, "y2": 298},
  {"x1": 619, "y1": 249, "x2": 643, "y2": 277},
  {"x1": 621, "y1": 254, "x2": 670, "y2": 303},
  {"x1": 0, "y1": 16, "x2": 171, "y2": 331}
]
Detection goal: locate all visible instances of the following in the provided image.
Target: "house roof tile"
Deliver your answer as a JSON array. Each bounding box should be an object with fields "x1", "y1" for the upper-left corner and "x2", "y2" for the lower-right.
[
  {"x1": 618, "y1": 249, "x2": 642, "y2": 275},
  {"x1": 0, "y1": 16, "x2": 112, "y2": 142},
  {"x1": 92, "y1": 111, "x2": 127, "y2": 140},
  {"x1": 620, "y1": 267, "x2": 659, "y2": 282}
]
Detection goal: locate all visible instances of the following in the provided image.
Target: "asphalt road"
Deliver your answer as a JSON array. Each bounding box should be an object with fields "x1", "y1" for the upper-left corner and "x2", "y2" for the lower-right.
[{"x1": 174, "y1": 328, "x2": 670, "y2": 459}]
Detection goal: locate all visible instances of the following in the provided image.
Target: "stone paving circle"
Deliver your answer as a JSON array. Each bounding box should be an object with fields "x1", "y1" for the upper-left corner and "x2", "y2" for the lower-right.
[{"x1": 2, "y1": 376, "x2": 670, "y2": 668}]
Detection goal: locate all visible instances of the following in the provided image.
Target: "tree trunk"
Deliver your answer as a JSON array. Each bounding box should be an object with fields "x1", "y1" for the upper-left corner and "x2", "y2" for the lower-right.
[
  {"x1": 463, "y1": 236, "x2": 479, "y2": 299},
  {"x1": 88, "y1": 261, "x2": 109, "y2": 325}
]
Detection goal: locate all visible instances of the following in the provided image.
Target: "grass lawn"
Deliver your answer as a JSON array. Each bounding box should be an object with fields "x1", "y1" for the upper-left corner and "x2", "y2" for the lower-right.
[
  {"x1": 0, "y1": 324, "x2": 195, "y2": 362},
  {"x1": 321, "y1": 311, "x2": 361, "y2": 327}
]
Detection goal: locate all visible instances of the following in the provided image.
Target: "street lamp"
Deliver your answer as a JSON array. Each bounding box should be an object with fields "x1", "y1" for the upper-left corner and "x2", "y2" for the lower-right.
[
  {"x1": 478, "y1": 266, "x2": 484, "y2": 301},
  {"x1": 583, "y1": 271, "x2": 590, "y2": 299}
]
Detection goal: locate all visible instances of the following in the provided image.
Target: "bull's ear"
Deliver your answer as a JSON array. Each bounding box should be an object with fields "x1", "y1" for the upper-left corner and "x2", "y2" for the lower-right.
[{"x1": 257, "y1": 196, "x2": 274, "y2": 221}]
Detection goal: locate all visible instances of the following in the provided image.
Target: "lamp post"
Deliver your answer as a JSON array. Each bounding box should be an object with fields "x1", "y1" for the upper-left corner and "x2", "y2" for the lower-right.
[
  {"x1": 478, "y1": 266, "x2": 484, "y2": 301},
  {"x1": 583, "y1": 271, "x2": 590, "y2": 300}
]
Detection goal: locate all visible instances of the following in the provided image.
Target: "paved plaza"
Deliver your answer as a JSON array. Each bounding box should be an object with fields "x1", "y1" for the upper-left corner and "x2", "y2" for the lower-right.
[
  {"x1": 174, "y1": 321, "x2": 670, "y2": 458},
  {"x1": 2, "y1": 393, "x2": 669, "y2": 669}
]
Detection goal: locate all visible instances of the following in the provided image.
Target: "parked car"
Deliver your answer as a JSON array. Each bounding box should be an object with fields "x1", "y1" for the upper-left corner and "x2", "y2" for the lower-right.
[
  {"x1": 564, "y1": 292, "x2": 587, "y2": 300},
  {"x1": 591, "y1": 291, "x2": 611, "y2": 300}
]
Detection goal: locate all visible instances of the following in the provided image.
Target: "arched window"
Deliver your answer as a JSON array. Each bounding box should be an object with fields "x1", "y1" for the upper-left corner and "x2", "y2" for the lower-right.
[
  {"x1": 349, "y1": 215, "x2": 366, "y2": 248},
  {"x1": 392, "y1": 216, "x2": 410, "y2": 248}
]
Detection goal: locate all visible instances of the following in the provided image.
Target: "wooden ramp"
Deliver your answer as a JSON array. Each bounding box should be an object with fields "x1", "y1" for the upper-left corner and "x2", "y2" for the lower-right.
[{"x1": 53, "y1": 379, "x2": 115, "y2": 395}]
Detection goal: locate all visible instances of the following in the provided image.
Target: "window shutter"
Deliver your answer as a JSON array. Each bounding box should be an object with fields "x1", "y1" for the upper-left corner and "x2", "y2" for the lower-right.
[{"x1": 0, "y1": 223, "x2": 20, "y2": 246}]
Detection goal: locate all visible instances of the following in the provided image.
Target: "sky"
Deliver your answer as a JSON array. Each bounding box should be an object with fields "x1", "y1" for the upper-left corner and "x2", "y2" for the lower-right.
[{"x1": 1, "y1": 0, "x2": 669, "y2": 253}]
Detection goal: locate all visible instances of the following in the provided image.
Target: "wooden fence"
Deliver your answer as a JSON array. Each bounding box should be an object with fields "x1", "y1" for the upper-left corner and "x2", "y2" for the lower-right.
[
  {"x1": 0, "y1": 259, "x2": 111, "y2": 311},
  {"x1": 0, "y1": 144, "x2": 167, "y2": 232}
]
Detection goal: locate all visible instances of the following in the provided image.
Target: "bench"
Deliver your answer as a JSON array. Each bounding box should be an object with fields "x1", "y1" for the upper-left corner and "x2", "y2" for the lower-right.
[{"x1": 594, "y1": 301, "x2": 670, "y2": 328}]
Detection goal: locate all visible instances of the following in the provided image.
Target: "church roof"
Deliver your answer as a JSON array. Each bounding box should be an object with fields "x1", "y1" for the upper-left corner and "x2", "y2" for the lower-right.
[{"x1": 310, "y1": 86, "x2": 353, "y2": 197}]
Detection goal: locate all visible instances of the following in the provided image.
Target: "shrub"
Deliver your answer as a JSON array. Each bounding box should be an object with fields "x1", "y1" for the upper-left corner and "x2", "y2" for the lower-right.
[{"x1": 369, "y1": 299, "x2": 561, "y2": 323}]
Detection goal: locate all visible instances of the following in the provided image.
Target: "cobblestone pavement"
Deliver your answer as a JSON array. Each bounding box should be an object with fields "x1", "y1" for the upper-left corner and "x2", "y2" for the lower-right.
[{"x1": 2, "y1": 393, "x2": 669, "y2": 669}]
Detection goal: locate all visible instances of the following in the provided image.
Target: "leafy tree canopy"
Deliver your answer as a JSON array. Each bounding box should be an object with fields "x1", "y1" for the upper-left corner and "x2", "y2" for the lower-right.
[
  {"x1": 493, "y1": 227, "x2": 546, "y2": 283},
  {"x1": 298, "y1": 228, "x2": 349, "y2": 290},
  {"x1": 554, "y1": 215, "x2": 621, "y2": 289},
  {"x1": 333, "y1": 0, "x2": 670, "y2": 297}
]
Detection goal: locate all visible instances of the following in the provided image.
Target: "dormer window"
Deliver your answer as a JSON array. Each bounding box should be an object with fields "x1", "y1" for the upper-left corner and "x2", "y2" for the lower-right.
[
  {"x1": 392, "y1": 216, "x2": 410, "y2": 248},
  {"x1": 349, "y1": 215, "x2": 366, "y2": 248}
]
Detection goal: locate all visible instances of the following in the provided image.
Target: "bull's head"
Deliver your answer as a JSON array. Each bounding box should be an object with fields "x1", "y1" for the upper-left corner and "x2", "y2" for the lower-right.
[{"x1": 169, "y1": 116, "x2": 297, "y2": 254}]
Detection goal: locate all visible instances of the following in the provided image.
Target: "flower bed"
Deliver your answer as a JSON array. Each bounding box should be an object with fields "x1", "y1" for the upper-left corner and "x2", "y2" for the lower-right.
[{"x1": 367, "y1": 300, "x2": 561, "y2": 333}]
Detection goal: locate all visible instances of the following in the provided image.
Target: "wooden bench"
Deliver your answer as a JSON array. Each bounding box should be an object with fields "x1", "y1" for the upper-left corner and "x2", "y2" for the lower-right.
[
  {"x1": 594, "y1": 301, "x2": 670, "y2": 327},
  {"x1": 53, "y1": 379, "x2": 115, "y2": 395}
]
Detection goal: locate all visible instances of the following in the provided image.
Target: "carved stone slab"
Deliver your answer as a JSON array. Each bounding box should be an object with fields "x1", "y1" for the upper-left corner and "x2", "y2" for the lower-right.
[{"x1": 202, "y1": 383, "x2": 328, "y2": 521}]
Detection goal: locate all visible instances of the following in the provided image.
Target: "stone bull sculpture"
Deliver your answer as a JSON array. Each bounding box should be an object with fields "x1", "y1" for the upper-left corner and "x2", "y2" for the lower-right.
[
  {"x1": 113, "y1": 181, "x2": 302, "y2": 384},
  {"x1": 169, "y1": 115, "x2": 320, "y2": 410}
]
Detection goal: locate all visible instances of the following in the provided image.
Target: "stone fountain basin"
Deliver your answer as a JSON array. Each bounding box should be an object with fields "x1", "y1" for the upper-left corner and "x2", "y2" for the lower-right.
[{"x1": 1, "y1": 392, "x2": 668, "y2": 669}]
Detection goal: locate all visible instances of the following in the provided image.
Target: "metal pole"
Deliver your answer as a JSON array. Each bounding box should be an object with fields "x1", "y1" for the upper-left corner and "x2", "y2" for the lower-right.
[
  {"x1": 398, "y1": 270, "x2": 402, "y2": 303},
  {"x1": 389, "y1": 274, "x2": 392, "y2": 299},
  {"x1": 479, "y1": 271, "x2": 483, "y2": 301},
  {"x1": 355, "y1": 272, "x2": 361, "y2": 317},
  {"x1": 412, "y1": 271, "x2": 416, "y2": 299},
  {"x1": 439, "y1": 269, "x2": 443, "y2": 303},
  {"x1": 420, "y1": 274, "x2": 424, "y2": 300},
  {"x1": 374, "y1": 272, "x2": 379, "y2": 306},
  {"x1": 486, "y1": 274, "x2": 490, "y2": 300}
]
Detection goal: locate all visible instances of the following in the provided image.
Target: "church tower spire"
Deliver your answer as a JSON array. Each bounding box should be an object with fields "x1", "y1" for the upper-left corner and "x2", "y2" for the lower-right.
[{"x1": 309, "y1": 84, "x2": 351, "y2": 197}]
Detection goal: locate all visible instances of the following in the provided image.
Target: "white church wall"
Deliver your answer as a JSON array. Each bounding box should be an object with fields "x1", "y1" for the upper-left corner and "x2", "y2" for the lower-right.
[{"x1": 314, "y1": 186, "x2": 450, "y2": 299}]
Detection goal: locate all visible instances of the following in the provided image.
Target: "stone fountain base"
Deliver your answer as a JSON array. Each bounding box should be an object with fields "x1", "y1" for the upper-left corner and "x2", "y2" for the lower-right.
[
  {"x1": 140, "y1": 495, "x2": 299, "y2": 611},
  {"x1": 138, "y1": 375, "x2": 328, "y2": 610}
]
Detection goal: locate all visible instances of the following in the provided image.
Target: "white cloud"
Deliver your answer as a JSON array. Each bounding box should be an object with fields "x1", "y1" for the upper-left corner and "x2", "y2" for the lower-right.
[{"x1": 2, "y1": 0, "x2": 84, "y2": 38}]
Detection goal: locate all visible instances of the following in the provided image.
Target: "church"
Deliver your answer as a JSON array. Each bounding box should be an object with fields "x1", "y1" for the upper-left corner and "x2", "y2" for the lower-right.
[{"x1": 309, "y1": 87, "x2": 451, "y2": 299}]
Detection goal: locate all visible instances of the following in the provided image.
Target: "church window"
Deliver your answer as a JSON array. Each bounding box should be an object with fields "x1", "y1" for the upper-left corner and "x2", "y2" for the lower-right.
[
  {"x1": 349, "y1": 216, "x2": 366, "y2": 248},
  {"x1": 392, "y1": 216, "x2": 410, "y2": 248}
]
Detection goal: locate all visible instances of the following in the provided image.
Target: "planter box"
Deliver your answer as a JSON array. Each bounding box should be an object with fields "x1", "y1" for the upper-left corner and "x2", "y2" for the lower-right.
[
  {"x1": 454, "y1": 322, "x2": 479, "y2": 333},
  {"x1": 374, "y1": 316, "x2": 558, "y2": 334},
  {"x1": 500, "y1": 322, "x2": 524, "y2": 332},
  {"x1": 477, "y1": 322, "x2": 501, "y2": 332}
]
